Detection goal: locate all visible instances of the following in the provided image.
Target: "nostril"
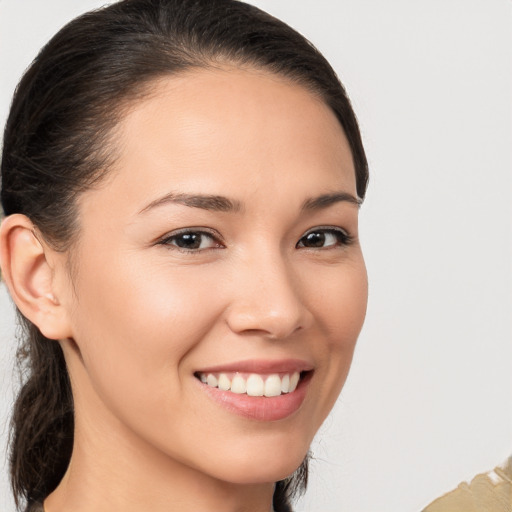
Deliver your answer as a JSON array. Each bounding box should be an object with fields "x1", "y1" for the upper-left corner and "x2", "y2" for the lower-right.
[{"x1": 225, "y1": 306, "x2": 310, "y2": 341}]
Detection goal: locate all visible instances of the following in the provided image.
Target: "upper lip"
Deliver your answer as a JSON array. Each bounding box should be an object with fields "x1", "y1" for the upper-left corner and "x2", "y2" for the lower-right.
[{"x1": 195, "y1": 358, "x2": 314, "y2": 375}]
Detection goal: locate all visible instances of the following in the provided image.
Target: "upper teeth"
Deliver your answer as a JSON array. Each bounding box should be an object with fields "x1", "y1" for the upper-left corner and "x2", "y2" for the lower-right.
[{"x1": 199, "y1": 372, "x2": 301, "y2": 397}]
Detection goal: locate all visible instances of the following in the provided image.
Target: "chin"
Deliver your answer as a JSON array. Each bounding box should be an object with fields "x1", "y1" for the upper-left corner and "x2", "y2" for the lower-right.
[{"x1": 205, "y1": 443, "x2": 309, "y2": 486}]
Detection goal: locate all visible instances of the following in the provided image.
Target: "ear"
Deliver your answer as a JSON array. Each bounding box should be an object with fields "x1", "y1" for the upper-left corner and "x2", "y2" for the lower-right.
[{"x1": 0, "y1": 214, "x2": 73, "y2": 340}]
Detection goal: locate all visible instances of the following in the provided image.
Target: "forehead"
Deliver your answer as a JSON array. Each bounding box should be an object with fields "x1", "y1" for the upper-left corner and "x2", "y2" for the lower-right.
[{"x1": 96, "y1": 67, "x2": 356, "y2": 212}]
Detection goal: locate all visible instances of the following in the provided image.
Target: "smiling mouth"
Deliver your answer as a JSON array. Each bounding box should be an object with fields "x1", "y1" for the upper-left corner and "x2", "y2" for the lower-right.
[{"x1": 194, "y1": 371, "x2": 310, "y2": 397}]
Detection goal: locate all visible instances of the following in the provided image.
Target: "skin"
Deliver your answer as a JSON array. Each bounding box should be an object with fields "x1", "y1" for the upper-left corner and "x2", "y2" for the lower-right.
[{"x1": 1, "y1": 68, "x2": 367, "y2": 512}]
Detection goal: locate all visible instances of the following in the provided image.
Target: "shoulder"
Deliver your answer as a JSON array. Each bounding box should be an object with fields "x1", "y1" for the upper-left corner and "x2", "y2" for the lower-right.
[{"x1": 422, "y1": 456, "x2": 512, "y2": 512}]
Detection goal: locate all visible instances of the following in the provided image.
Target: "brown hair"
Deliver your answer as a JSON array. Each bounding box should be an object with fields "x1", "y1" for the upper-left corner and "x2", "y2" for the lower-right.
[{"x1": 1, "y1": 1, "x2": 369, "y2": 510}]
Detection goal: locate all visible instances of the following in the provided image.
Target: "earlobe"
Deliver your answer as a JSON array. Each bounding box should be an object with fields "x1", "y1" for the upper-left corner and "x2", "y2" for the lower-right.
[{"x1": 0, "y1": 214, "x2": 73, "y2": 340}]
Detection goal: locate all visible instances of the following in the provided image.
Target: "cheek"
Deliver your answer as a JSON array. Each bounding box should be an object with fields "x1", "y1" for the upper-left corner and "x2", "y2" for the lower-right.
[
  {"x1": 307, "y1": 256, "x2": 367, "y2": 412},
  {"x1": 310, "y1": 255, "x2": 368, "y2": 347},
  {"x1": 76, "y1": 251, "x2": 216, "y2": 339},
  {"x1": 68, "y1": 256, "x2": 222, "y2": 412}
]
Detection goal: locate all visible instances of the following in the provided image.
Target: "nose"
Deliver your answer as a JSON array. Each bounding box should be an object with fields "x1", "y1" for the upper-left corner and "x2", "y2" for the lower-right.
[{"x1": 225, "y1": 251, "x2": 313, "y2": 340}]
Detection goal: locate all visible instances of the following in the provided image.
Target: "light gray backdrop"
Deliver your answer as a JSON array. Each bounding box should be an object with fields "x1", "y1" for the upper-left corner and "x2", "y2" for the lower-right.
[{"x1": 1, "y1": 1, "x2": 511, "y2": 511}]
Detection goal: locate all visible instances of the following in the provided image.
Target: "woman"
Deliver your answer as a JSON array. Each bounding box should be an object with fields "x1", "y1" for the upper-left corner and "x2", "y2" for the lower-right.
[{"x1": 0, "y1": 0, "x2": 368, "y2": 511}]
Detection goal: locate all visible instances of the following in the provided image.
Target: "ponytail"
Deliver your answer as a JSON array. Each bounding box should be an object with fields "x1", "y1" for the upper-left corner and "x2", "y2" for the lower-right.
[{"x1": 10, "y1": 319, "x2": 73, "y2": 509}]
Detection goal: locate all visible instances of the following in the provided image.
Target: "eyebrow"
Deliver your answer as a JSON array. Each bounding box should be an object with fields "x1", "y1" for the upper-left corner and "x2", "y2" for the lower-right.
[
  {"x1": 139, "y1": 192, "x2": 243, "y2": 214},
  {"x1": 301, "y1": 191, "x2": 362, "y2": 210},
  {"x1": 138, "y1": 190, "x2": 361, "y2": 215}
]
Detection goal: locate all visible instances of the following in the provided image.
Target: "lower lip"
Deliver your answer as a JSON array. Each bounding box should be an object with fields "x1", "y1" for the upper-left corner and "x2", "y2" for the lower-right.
[{"x1": 196, "y1": 373, "x2": 312, "y2": 422}]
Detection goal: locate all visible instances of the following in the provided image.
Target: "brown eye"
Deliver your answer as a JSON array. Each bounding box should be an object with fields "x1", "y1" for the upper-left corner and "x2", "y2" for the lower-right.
[
  {"x1": 297, "y1": 228, "x2": 350, "y2": 249},
  {"x1": 160, "y1": 230, "x2": 222, "y2": 251}
]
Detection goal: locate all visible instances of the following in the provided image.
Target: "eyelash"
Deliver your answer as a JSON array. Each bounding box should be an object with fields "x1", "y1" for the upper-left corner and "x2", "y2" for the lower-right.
[{"x1": 157, "y1": 226, "x2": 353, "y2": 253}]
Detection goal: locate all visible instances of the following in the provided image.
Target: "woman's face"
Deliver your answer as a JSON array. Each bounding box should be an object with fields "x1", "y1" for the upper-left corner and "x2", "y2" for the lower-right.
[{"x1": 59, "y1": 68, "x2": 367, "y2": 485}]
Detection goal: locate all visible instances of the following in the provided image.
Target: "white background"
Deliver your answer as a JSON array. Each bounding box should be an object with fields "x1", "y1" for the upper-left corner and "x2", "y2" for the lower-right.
[{"x1": 0, "y1": 1, "x2": 511, "y2": 511}]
